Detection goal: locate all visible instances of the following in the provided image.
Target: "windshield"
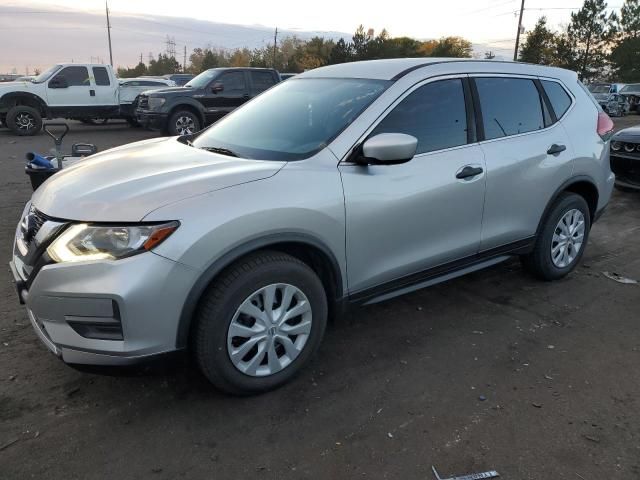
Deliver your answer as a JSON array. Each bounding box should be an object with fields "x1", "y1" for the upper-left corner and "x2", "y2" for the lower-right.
[
  {"x1": 33, "y1": 64, "x2": 61, "y2": 84},
  {"x1": 621, "y1": 84, "x2": 640, "y2": 94},
  {"x1": 192, "y1": 78, "x2": 390, "y2": 160},
  {"x1": 185, "y1": 69, "x2": 219, "y2": 88},
  {"x1": 588, "y1": 84, "x2": 610, "y2": 94}
]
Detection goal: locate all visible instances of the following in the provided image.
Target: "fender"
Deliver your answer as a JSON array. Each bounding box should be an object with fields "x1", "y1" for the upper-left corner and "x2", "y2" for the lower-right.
[
  {"x1": 0, "y1": 91, "x2": 50, "y2": 116},
  {"x1": 165, "y1": 97, "x2": 206, "y2": 124},
  {"x1": 175, "y1": 232, "x2": 346, "y2": 348},
  {"x1": 535, "y1": 174, "x2": 599, "y2": 235}
]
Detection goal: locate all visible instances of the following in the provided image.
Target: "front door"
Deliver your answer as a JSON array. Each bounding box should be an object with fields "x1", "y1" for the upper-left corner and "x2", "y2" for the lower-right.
[
  {"x1": 201, "y1": 70, "x2": 249, "y2": 123},
  {"x1": 339, "y1": 77, "x2": 487, "y2": 295},
  {"x1": 46, "y1": 66, "x2": 93, "y2": 113}
]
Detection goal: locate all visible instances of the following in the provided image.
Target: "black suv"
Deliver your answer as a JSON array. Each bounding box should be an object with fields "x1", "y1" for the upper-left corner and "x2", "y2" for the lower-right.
[{"x1": 136, "y1": 68, "x2": 281, "y2": 135}]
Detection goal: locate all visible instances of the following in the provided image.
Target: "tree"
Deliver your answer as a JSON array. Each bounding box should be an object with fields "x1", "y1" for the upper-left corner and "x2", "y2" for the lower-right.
[
  {"x1": 351, "y1": 25, "x2": 370, "y2": 60},
  {"x1": 566, "y1": 0, "x2": 617, "y2": 80},
  {"x1": 519, "y1": 17, "x2": 557, "y2": 64},
  {"x1": 611, "y1": 0, "x2": 640, "y2": 81},
  {"x1": 117, "y1": 61, "x2": 147, "y2": 78},
  {"x1": 429, "y1": 37, "x2": 473, "y2": 57},
  {"x1": 328, "y1": 38, "x2": 353, "y2": 64}
]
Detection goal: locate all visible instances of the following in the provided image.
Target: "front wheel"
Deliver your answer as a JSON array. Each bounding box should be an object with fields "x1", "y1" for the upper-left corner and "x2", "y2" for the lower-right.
[
  {"x1": 168, "y1": 110, "x2": 200, "y2": 136},
  {"x1": 6, "y1": 105, "x2": 42, "y2": 136},
  {"x1": 521, "y1": 192, "x2": 591, "y2": 280},
  {"x1": 194, "y1": 251, "x2": 328, "y2": 395}
]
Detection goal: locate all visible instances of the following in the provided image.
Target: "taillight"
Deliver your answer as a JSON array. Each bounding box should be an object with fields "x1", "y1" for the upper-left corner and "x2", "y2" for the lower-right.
[{"x1": 597, "y1": 111, "x2": 614, "y2": 141}]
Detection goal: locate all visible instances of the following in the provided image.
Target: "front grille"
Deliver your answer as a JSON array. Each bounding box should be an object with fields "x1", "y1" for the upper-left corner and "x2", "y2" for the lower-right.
[
  {"x1": 20, "y1": 205, "x2": 48, "y2": 249},
  {"x1": 137, "y1": 95, "x2": 149, "y2": 109},
  {"x1": 611, "y1": 154, "x2": 640, "y2": 180}
]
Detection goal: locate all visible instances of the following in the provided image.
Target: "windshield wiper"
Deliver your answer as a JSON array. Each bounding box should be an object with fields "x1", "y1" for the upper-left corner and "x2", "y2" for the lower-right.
[{"x1": 200, "y1": 146, "x2": 241, "y2": 158}]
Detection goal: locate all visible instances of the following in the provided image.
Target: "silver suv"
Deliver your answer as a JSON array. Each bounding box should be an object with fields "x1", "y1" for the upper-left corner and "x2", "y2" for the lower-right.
[{"x1": 10, "y1": 59, "x2": 615, "y2": 394}]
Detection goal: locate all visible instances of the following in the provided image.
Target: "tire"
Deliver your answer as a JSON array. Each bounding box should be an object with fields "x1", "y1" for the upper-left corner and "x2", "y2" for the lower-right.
[
  {"x1": 6, "y1": 105, "x2": 42, "y2": 136},
  {"x1": 194, "y1": 251, "x2": 328, "y2": 395},
  {"x1": 521, "y1": 192, "x2": 591, "y2": 281},
  {"x1": 168, "y1": 109, "x2": 200, "y2": 136},
  {"x1": 125, "y1": 116, "x2": 140, "y2": 128}
]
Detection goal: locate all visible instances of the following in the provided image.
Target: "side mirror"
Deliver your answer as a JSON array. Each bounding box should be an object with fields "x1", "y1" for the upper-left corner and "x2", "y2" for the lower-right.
[
  {"x1": 49, "y1": 77, "x2": 68, "y2": 89},
  {"x1": 211, "y1": 82, "x2": 224, "y2": 93},
  {"x1": 360, "y1": 133, "x2": 418, "y2": 165}
]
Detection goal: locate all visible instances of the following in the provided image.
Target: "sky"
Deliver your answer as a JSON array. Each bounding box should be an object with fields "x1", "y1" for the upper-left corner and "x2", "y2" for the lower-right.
[{"x1": 0, "y1": 0, "x2": 626, "y2": 73}]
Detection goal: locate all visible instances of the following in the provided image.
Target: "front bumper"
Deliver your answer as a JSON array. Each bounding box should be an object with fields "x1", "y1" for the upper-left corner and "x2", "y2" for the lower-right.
[
  {"x1": 135, "y1": 110, "x2": 168, "y2": 130},
  {"x1": 610, "y1": 152, "x2": 640, "y2": 190},
  {"x1": 10, "y1": 247, "x2": 200, "y2": 366}
]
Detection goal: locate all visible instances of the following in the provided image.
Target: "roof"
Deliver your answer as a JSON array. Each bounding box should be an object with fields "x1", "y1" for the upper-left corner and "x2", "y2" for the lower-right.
[{"x1": 297, "y1": 58, "x2": 574, "y2": 81}]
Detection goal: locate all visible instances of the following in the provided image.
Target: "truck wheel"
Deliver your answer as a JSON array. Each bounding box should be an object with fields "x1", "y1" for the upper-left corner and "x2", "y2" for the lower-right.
[
  {"x1": 125, "y1": 116, "x2": 141, "y2": 128},
  {"x1": 168, "y1": 110, "x2": 200, "y2": 136},
  {"x1": 194, "y1": 251, "x2": 328, "y2": 395},
  {"x1": 6, "y1": 105, "x2": 42, "y2": 136},
  {"x1": 521, "y1": 193, "x2": 591, "y2": 281}
]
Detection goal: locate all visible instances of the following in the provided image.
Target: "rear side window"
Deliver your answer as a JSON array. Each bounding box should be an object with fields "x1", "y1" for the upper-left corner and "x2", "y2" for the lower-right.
[
  {"x1": 51, "y1": 66, "x2": 89, "y2": 87},
  {"x1": 371, "y1": 79, "x2": 468, "y2": 154},
  {"x1": 250, "y1": 71, "x2": 276, "y2": 94},
  {"x1": 475, "y1": 77, "x2": 544, "y2": 140},
  {"x1": 542, "y1": 80, "x2": 572, "y2": 118},
  {"x1": 92, "y1": 66, "x2": 110, "y2": 86}
]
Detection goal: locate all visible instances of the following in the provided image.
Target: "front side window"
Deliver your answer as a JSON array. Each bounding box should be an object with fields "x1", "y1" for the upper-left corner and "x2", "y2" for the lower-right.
[
  {"x1": 250, "y1": 71, "x2": 276, "y2": 94},
  {"x1": 371, "y1": 79, "x2": 468, "y2": 154},
  {"x1": 475, "y1": 77, "x2": 544, "y2": 140},
  {"x1": 542, "y1": 80, "x2": 572, "y2": 119},
  {"x1": 50, "y1": 66, "x2": 90, "y2": 87},
  {"x1": 192, "y1": 78, "x2": 389, "y2": 160},
  {"x1": 217, "y1": 71, "x2": 246, "y2": 94},
  {"x1": 93, "y1": 66, "x2": 110, "y2": 86}
]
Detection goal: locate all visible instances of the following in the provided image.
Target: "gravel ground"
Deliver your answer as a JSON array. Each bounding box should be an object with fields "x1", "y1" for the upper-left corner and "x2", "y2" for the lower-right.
[{"x1": 0, "y1": 118, "x2": 639, "y2": 480}]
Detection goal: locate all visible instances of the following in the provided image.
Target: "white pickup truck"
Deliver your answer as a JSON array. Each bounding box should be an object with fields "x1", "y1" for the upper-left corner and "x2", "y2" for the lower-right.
[{"x1": 0, "y1": 63, "x2": 175, "y2": 135}]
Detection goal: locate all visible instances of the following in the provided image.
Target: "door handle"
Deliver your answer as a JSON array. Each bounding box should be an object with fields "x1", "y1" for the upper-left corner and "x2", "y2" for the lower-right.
[
  {"x1": 90, "y1": 89, "x2": 95, "y2": 97},
  {"x1": 456, "y1": 165, "x2": 484, "y2": 179},
  {"x1": 547, "y1": 144, "x2": 566, "y2": 155}
]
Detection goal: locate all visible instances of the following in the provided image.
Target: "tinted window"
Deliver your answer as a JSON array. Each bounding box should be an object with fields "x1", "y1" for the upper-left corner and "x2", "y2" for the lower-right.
[
  {"x1": 371, "y1": 79, "x2": 468, "y2": 154},
  {"x1": 217, "y1": 72, "x2": 246, "y2": 94},
  {"x1": 476, "y1": 77, "x2": 544, "y2": 140},
  {"x1": 542, "y1": 80, "x2": 572, "y2": 118},
  {"x1": 192, "y1": 78, "x2": 389, "y2": 160},
  {"x1": 93, "y1": 66, "x2": 110, "y2": 86},
  {"x1": 51, "y1": 66, "x2": 89, "y2": 87},
  {"x1": 250, "y1": 71, "x2": 276, "y2": 94}
]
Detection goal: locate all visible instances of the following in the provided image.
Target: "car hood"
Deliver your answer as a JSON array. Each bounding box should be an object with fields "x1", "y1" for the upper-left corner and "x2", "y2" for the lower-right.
[
  {"x1": 32, "y1": 137, "x2": 285, "y2": 222},
  {"x1": 613, "y1": 126, "x2": 640, "y2": 142},
  {"x1": 592, "y1": 93, "x2": 609, "y2": 102},
  {"x1": 145, "y1": 86, "x2": 193, "y2": 97}
]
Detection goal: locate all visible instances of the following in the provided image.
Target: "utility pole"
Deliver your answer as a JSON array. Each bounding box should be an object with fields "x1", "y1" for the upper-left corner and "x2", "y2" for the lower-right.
[
  {"x1": 273, "y1": 27, "x2": 278, "y2": 68},
  {"x1": 105, "y1": 0, "x2": 113, "y2": 66},
  {"x1": 513, "y1": 0, "x2": 525, "y2": 61},
  {"x1": 183, "y1": 45, "x2": 187, "y2": 72},
  {"x1": 140, "y1": 53, "x2": 143, "y2": 65}
]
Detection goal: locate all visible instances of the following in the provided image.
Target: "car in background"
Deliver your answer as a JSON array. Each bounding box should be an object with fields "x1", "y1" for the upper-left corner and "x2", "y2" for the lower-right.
[
  {"x1": 588, "y1": 83, "x2": 627, "y2": 113},
  {"x1": 280, "y1": 73, "x2": 297, "y2": 80},
  {"x1": 162, "y1": 74, "x2": 194, "y2": 86},
  {"x1": 15, "y1": 76, "x2": 36, "y2": 83},
  {"x1": 619, "y1": 83, "x2": 640, "y2": 112},
  {"x1": 136, "y1": 67, "x2": 281, "y2": 135},
  {"x1": 610, "y1": 127, "x2": 640, "y2": 191},
  {"x1": 118, "y1": 77, "x2": 176, "y2": 123}
]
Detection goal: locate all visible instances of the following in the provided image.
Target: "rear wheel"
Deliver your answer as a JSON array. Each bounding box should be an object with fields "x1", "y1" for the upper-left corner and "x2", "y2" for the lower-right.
[
  {"x1": 6, "y1": 105, "x2": 42, "y2": 136},
  {"x1": 168, "y1": 109, "x2": 200, "y2": 136},
  {"x1": 521, "y1": 193, "x2": 591, "y2": 280},
  {"x1": 194, "y1": 251, "x2": 328, "y2": 395}
]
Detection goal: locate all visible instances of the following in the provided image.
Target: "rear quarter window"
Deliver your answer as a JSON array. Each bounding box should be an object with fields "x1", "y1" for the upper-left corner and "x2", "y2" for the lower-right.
[{"x1": 542, "y1": 80, "x2": 572, "y2": 119}]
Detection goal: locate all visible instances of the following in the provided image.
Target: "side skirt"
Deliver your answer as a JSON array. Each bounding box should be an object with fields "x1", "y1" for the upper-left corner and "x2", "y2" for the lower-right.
[{"x1": 348, "y1": 237, "x2": 535, "y2": 306}]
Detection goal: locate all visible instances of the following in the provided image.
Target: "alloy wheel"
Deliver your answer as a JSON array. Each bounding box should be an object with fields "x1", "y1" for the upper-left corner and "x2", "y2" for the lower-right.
[
  {"x1": 175, "y1": 115, "x2": 196, "y2": 135},
  {"x1": 15, "y1": 112, "x2": 35, "y2": 132},
  {"x1": 551, "y1": 209, "x2": 585, "y2": 268},
  {"x1": 227, "y1": 283, "x2": 313, "y2": 377}
]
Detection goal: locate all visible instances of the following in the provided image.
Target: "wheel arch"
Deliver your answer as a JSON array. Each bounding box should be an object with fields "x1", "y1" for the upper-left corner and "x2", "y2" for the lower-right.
[
  {"x1": 0, "y1": 92, "x2": 49, "y2": 117},
  {"x1": 536, "y1": 176, "x2": 599, "y2": 235},
  {"x1": 167, "y1": 99, "x2": 205, "y2": 126},
  {"x1": 175, "y1": 233, "x2": 346, "y2": 348}
]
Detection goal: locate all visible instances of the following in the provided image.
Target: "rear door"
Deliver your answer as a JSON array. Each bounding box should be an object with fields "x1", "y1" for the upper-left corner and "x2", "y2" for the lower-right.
[
  {"x1": 46, "y1": 66, "x2": 92, "y2": 109},
  {"x1": 472, "y1": 75, "x2": 574, "y2": 251},
  {"x1": 248, "y1": 70, "x2": 278, "y2": 97},
  {"x1": 90, "y1": 66, "x2": 117, "y2": 107}
]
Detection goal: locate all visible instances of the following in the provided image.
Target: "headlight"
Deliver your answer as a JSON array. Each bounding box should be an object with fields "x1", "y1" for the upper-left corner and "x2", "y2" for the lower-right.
[
  {"x1": 147, "y1": 97, "x2": 166, "y2": 110},
  {"x1": 611, "y1": 141, "x2": 622, "y2": 151},
  {"x1": 624, "y1": 143, "x2": 636, "y2": 152},
  {"x1": 47, "y1": 222, "x2": 178, "y2": 263}
]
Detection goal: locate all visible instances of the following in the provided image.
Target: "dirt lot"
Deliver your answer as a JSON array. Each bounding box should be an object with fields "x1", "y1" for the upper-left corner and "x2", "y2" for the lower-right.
[{"x1": 1, "y1": 119, "x2": 640, "y2": 480}]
